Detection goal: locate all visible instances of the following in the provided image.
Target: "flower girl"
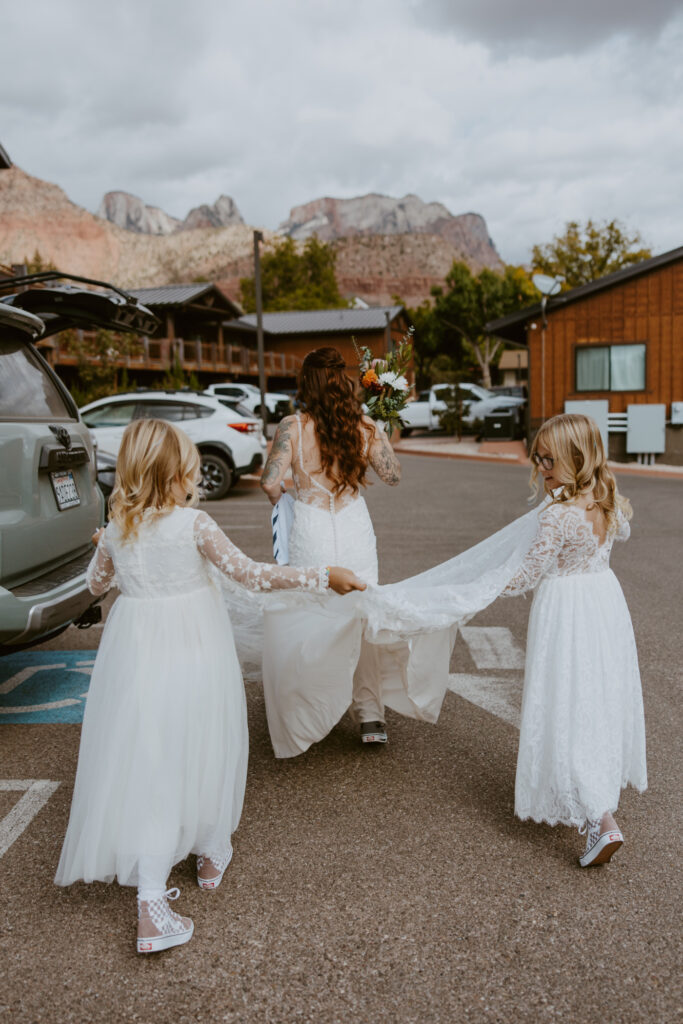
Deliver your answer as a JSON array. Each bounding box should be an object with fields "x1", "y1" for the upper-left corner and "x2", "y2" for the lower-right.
[
  {"x1": 54, "y1": 418, "x2": 365, "y2": 953},
  {"x1": 502, "y1": 414, "x2": 647, "y2": 866}
]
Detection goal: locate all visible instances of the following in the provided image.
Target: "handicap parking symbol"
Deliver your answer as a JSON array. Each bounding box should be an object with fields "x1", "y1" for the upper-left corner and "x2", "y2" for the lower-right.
[{"x1": 0, "y1": 651, "x2": 97, "y2": 723}]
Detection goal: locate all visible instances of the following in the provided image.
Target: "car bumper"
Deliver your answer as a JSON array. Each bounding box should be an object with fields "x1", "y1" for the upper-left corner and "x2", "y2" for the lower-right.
[
  {"x1": 0, "y1": 550, "x2": 98, "y2": 650},
  {"x1": 235, "y1": 452, "x2": 263, "y2": 476}
]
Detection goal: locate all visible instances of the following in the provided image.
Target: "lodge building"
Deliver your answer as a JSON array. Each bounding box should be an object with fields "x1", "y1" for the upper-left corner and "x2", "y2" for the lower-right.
[{"x1": 486, "y1": 247, "x2": 683, "y2": 464}]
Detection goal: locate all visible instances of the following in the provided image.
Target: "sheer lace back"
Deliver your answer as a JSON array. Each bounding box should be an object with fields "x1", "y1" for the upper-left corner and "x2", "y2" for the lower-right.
[
  {"x1": 503, "y1": 501, "x2": 630, "y2": 596},
  {"x1": 291, "y1": 413, "x2": 370, "y2": 513}
]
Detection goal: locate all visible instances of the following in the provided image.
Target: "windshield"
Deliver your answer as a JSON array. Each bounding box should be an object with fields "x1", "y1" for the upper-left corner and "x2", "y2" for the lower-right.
[{"x1": 0, "y1": 340, "x2": 75, "y2": 421}]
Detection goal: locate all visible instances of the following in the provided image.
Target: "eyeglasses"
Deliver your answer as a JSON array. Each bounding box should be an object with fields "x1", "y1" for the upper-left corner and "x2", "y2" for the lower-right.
[{"x1": 532, "y1": 453, "x2": 555, "y2": 471}]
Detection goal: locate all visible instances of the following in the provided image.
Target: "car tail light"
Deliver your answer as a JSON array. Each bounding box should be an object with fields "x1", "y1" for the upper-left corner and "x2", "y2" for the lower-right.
[{"x1": 228, "y1": 421, "x2": 258, "y2": 433}]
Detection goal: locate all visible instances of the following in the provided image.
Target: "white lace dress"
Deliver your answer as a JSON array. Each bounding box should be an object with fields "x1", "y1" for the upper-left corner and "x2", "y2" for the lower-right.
[
  {"x1": 262, "y1": 414, "x2": 454, "y2": 757},
  {"x1": 55, "y1": 506, "x2": 328, "y2": 889},
  {"x1": 502, "y1": 502, "x2": 647, "y2": 826}
]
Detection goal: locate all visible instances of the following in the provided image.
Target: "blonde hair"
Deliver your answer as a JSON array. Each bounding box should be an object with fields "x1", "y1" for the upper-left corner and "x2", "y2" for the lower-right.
[
  {"x1": 530, "y1": 413, "x2": 632, "y2": 531},
  {"x1": 109, "y1": 419, "x2": 200, "y2": 540}
]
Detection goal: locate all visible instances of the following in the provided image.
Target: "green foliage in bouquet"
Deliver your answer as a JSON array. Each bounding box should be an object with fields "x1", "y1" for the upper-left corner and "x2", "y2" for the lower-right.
[{"x1": 353, "y1": 326, "x2": 414, "y2": 436}]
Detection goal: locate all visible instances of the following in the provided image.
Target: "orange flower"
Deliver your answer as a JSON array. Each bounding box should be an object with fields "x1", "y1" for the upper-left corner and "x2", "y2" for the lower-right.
[{"x1": 361, "y1": 368, "x2": 379, "y2": 388}]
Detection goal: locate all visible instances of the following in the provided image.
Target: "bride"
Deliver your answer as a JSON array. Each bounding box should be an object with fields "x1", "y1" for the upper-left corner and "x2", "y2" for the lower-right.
[{"x1": 259, "y1": 346, "x2": 402, "y2": 752}]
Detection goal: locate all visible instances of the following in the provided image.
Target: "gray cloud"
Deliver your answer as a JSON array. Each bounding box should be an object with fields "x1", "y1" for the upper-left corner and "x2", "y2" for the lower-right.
[
  {"x1": 1, "y1": 0, "x2": 682, "y2": 266},
  {"x1": 415, "y1": 0, "x2": 683, "y2": 54}
]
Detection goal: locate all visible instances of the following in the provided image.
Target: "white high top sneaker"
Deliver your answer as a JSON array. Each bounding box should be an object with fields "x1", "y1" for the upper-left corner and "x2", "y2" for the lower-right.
[
  {"x1": 136, "y1": 887, "x2": 194, "y2": 953},
  {"x1": 578, "y1": 818, "x2": 624, "y2": 868}
]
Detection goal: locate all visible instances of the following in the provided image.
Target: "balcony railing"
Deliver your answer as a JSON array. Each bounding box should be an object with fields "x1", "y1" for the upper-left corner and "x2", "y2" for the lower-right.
[{"x1": 41, "y1": 332, "x2": 302, "y2": 378}]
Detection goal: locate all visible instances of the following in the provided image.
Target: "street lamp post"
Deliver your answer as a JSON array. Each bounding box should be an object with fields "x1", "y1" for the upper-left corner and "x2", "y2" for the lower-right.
[{"x1": 253, "y1": 230, "x2": 268, "y2": 433}]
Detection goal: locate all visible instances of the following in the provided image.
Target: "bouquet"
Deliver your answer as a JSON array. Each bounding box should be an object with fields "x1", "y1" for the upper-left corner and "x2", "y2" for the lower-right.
[{"x1": 353, "y1": 326, "x2": 414, "y2": 436}]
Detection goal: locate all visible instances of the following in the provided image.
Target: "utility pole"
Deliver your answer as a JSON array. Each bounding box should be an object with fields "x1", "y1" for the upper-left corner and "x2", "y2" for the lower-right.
[{"x1": 253, "y1": 230, "x2": 268, "y2": 433}]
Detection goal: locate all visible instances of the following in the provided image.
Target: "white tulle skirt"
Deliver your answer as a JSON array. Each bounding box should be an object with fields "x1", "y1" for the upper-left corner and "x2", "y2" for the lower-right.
[
  {"x1": 55, "y1": 585, "x2": 248, "y2": 888},
  {"x1": 515, "y1": 569, "x2": 647, "y2": 827}
]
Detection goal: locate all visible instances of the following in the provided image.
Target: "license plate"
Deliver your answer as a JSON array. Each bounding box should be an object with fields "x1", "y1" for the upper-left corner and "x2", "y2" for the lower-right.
[{"x1": 50, "y1": 470, "x2": 81, "y2": 510}]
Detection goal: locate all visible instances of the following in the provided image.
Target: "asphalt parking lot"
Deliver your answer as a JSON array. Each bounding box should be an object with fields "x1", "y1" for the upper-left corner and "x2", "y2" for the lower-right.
[{"x1": 1, "y1": 455, "x2": 680, "y2": 1023}]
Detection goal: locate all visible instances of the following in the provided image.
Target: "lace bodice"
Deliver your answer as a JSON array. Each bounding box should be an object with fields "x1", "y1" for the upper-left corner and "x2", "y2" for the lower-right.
[
  {"x1": 290, "y1": 413, "x2": 373, "y2": 512},
  {"x1": 85, "y1": 507, "x2": 329, "y2": 598},
  {"x1": 503, "y1": 502, "x2": 630, "y2": 596}
]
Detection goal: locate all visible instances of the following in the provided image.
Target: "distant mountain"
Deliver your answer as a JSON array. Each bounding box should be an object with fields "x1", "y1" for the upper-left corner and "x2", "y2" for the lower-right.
[
  {"x1": 97, "y1": 191, "x2": 244, "y2": 234},
  {"x1": 183, "y1": 195, "x2": 243, "y2": 230},
  {"x1": 97, "y1": 191, "x2": 180, "y2": 235},
  {"x1": 0, "y1": 167, "x2": 504, "y2": 308},
  {"x1": 279, "y1": 193, "x2": 503, "y2": 272}
]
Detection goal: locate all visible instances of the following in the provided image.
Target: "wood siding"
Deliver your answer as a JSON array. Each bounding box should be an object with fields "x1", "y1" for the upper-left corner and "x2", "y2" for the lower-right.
[{"x1": 528, "y1": 260, "x2": 683, "y2": 425}]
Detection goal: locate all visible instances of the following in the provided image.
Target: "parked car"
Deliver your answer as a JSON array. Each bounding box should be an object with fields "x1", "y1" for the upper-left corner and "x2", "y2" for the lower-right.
[
  {"x1": 80, "y1": 391, "x2": 266, "y2": 500},
  {"x1": 0, "y1": 271, "x2": 159, "y2": 652},
  {"x1": 489, "y1": 384, "x2": 527, "y2": 399},
  {"x1": 400, "y1": 383, "x2": 526, "y2": 436},
  {"x1": 204, "y1": 382, "x2": 292, "y2": 421}
]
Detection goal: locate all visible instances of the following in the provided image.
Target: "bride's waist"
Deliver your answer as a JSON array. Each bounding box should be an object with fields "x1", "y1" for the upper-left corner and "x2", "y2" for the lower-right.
[{"x1": 293, "y1": 495, "x2": 368, "y2": 517}]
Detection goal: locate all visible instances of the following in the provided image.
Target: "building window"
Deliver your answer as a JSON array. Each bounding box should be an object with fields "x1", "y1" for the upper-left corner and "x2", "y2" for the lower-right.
[{"x1": 575, "y1": 343, "x2": 646, "y2": 392}]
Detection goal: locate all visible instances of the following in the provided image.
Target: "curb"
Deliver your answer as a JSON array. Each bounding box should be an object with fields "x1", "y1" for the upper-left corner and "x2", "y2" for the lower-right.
[{"x1": 393, "y1": 446, "x2": 683, "y2": 480}]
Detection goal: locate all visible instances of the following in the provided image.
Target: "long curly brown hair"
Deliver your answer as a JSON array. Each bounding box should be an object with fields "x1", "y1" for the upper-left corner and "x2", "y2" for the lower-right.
[{"x1": 297, "y1": 347, "x2": 373, "y2": 495}]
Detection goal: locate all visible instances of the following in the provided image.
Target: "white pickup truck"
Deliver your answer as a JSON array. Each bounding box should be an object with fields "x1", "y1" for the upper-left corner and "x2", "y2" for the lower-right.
[{"x1": 400, "y1": 383, "x2": 525, "y2": 436}]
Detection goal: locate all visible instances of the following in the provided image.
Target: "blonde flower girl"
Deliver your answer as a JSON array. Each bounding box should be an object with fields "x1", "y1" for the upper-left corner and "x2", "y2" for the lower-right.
[
  {"x1": 501, "y1": 414, "x2": 647, "y2": 865},
  {"x1": 54, "y1": 418, "x2": 364, "y2": 953}
]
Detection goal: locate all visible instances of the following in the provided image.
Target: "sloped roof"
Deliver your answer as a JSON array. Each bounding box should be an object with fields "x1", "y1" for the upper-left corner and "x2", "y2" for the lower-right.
[
  {"x1": 237, "y1": 305, "x2": 405, "y2": 335},
  {"x1": 127, "y1": 283, "x2": 241, "y2": 316},
  {"x1": 486, "y1": 245, "x2": 683, "y2": 345},
  {"x1": 0, "y1": 143, "x2": 11, "y2": 169}
]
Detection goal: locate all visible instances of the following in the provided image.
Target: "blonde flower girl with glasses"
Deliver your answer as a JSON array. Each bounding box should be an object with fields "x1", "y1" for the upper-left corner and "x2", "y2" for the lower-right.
[
  {"x1": 501, "y1": 413, "x2": 647, "y2": 865},
  {"x1": 54, "y1": 418, "x2": 365, "y2": 953}
]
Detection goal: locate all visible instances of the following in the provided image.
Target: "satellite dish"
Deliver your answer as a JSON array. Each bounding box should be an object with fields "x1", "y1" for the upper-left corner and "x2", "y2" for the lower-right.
[{"x1": 533, "y1": 273, "x2": 563, "y2": 297}]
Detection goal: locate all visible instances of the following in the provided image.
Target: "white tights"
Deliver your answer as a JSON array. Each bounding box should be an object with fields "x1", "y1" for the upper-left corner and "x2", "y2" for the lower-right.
[{"x1": 136, "y1": 831, "x2": 231, "y2": 901}]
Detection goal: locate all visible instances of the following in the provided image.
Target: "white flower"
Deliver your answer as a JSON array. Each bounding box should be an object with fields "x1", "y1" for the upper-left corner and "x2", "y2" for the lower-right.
[{"x1": 378, "y1": 371, "x2": 409, "y2": 392}]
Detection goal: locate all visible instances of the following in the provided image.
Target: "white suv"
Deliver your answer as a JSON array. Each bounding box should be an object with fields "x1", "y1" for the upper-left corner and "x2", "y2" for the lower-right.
[
  {"x1": 204, "y1": 382, "x2": 292, "y2": 421},
  {"x1": 80, "y1": 391, "x2": 266, "y2": 500}
]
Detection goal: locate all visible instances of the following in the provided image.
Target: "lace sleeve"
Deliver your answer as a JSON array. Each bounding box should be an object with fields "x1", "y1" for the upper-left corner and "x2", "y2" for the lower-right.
[
  {"x1": 194, "y1": 511, "x2": 328, "y2": 592},
  {"x1": 614, "y1": 507, "x2": 631, "y2": 542},
  {"x1": 502, "y1": 506, "x2": 564, "y2": 596},
  {"x1": 85, "y1": 536, "x2": 116, "y2": 596}
]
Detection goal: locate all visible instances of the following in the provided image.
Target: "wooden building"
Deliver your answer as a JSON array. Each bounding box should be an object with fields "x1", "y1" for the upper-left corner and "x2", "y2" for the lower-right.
[
  {"x1": 35, "y1": 282, "x2": 303, "y2": 388},
  {"x1": 486, "y1": 248, "x2": 683, "y2": 463},
  {"x1": 224, "y1": 306, "x2": 411, "y2": 390}
]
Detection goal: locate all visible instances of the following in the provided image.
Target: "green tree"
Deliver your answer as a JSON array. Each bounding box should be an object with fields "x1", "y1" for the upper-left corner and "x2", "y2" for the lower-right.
[
  {"x1": 531, "y1": 219, "x2": 651, "y2": 289},
  {"x1": 23, "y1": 249, "x2": 57, "y2": 273},
  {"x1": 239, "y1": 236, "x2": 347, "y2": 312},
  {"x1": 65, "y1": 328, "x2": 142, "y2": 406},
  {"x1": 429, "y1": 262, "x2": 537, "y2": 389}
]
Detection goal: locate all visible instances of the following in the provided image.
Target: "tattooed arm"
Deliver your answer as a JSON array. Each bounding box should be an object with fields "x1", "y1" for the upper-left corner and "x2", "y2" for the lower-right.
[
  {"x1": 260, "y1": 415, "x2": 295, "y2": 505},
  {"x1": 366, "y1": 417, "x2": 401, "y2": 486}
]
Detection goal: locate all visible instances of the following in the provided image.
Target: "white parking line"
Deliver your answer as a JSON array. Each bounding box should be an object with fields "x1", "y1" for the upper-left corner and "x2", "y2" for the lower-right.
[
  {"x1": 0, "y1": 780, "x2": 60, "y2": 859},
  {"x1": 460, "y1": 626, "x2": 525, "y2": 670},
  {"x1": 447, "y1": 673, "x2": 522, "y2": 729}
]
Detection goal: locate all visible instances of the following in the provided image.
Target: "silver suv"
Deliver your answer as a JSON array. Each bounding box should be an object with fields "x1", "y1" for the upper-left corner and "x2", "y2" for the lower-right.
[{"x1": 0, "y1": 272, "x2": 158, "y2": 652}]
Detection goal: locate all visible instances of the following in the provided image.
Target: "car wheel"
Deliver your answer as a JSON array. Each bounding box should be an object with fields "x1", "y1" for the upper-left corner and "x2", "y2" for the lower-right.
[
  {"x1": 400, "y1": 427, "x2": 413, "y2": 437},
  {"x1": 200, "y1": 453, "x2": 233, "y2": 500}
]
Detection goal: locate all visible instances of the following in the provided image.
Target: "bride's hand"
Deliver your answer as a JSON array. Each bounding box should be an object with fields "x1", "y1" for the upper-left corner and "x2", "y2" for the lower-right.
[{"x1": 328, "y1": 567, "x2": 367, "y2": 594}]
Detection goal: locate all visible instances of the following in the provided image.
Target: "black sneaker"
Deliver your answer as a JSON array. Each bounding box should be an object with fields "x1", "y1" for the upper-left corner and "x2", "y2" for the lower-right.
[{"x1": 360, "y1": 721, "x2": 387, "y2": 744}]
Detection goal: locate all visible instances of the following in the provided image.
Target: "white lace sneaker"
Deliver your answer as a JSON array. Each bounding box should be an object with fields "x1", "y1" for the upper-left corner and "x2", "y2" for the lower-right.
[
  {"x1": 578, "y1": 819, "x2": 624, "y2": 868},
  {"x1": 196, "y1": 844, "x2": 233, "y2": 890},
  {"x1": 136, "y1": 888, "x2": 194, "y2": 953}
]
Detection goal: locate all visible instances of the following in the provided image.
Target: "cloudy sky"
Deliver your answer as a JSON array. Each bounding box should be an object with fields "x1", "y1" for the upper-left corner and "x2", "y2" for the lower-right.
[{"x1": 2, "y1": 0, "x2": 682, "y2": 264}]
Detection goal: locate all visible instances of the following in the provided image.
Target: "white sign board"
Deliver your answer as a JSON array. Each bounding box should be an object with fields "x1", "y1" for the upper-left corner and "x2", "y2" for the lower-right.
[
  {"x1": 564, "y1": 400, "x2": 609, "y2": 451},
  {"x1": 627, "y1": 404, "x2": 666, "y2": 454}
]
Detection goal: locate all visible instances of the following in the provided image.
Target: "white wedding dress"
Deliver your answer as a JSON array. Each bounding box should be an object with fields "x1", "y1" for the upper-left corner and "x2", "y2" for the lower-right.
[
  {"x1": 261, "y1": 413, "x2": 455, "y2": 757},
  {"x1": 55, "y1": 507, "x2": 328, "y2": 889}
]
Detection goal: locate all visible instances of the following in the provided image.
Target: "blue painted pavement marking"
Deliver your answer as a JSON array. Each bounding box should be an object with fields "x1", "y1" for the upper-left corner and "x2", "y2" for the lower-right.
[{"x1": 0, "y1": 651, "x2": 97, "y2": 723}]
